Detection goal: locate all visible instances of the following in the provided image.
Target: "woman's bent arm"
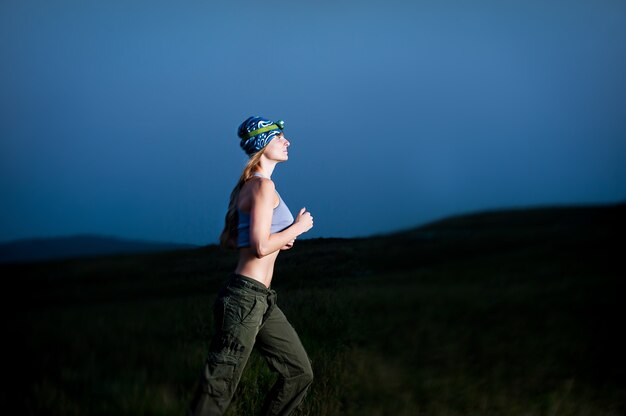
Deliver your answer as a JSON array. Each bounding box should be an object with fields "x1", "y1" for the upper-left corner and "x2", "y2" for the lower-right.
[
  {"x1": 249, "y1": 179, "x2": 303, "y2": 258},
  {"x1": 258, "y1": 225, "x2": 301, "y2": 258}
]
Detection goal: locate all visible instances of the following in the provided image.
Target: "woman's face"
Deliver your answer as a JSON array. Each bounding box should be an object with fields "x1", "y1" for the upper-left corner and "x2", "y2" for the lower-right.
[{"x1": 264, "y1": 133, "x2": 290, "y2": 161}]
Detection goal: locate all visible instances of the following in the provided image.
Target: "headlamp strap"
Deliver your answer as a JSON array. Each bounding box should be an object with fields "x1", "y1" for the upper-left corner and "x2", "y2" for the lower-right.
[{"x1": 241, "y1": 120, "x2": 285, "y2": 140}]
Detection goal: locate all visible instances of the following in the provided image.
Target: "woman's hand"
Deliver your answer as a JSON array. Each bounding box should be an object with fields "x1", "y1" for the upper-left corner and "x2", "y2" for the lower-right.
[
  {"x1": 280, "y1": 239, "x2": 295, "y2": 250},
  {"x1": 294, "y1": 207, "x2": 314, "y2": 234}
]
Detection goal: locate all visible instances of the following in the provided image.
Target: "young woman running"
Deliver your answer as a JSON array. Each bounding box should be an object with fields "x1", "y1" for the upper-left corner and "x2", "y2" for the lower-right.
[{"x1": 188, "y1": 116, "x2": 315, "y2": 416}]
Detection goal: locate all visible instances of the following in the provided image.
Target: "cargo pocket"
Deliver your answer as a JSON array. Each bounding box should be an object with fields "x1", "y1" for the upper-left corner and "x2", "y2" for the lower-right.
[
  {"x1": 223, "y1": 293, "x2": 260, "y2": 328},
  {"x1": 202, "y1": 352, "x2": 237, "y2": 397}
]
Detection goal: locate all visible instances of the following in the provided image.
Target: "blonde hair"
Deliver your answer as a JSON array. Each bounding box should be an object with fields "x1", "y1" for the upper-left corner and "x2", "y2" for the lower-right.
[{"x1": 219, "y1": 149, "x2": 266, "y2": 249}]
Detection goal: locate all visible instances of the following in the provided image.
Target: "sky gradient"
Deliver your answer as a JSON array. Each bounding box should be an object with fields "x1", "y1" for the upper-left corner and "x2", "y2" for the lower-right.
[{"x1": 1, "y1": 0, "x2": 625, "y2": 245}]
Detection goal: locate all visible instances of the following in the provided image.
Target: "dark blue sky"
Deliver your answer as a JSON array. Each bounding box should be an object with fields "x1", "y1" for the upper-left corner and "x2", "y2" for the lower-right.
[{"x1": 1, "y1": 1, "x2": 625, "y2": 245}]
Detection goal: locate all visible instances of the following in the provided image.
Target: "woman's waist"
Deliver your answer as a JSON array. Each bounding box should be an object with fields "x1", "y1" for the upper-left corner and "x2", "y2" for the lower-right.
[
  {"x1": 233, "y1": 261, "x2": 274, "y2": 290},
  {"x1": 226, "y1": 272, "x2": 272, "y2": 293}
]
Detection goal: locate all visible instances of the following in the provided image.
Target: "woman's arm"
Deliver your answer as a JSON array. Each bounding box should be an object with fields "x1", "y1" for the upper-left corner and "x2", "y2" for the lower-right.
[
  {"x1": 280, "y1": 239, "x2": 295, "y2": 250},
  {"x1": 249, "y1": 179, "x2": 303, "y2": 258}
]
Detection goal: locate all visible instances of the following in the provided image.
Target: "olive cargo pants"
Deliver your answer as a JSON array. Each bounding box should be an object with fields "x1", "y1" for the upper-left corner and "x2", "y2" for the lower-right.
[{"x1": 188, "y1": 273, "x2": 314, "y2": 416}]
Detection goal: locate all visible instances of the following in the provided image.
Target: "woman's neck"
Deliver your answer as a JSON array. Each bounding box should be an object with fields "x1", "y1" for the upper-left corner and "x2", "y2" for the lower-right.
[
  {"x1": 256, "y1": 160, "x2": 277, "y2": 179},
  {"x1": 254, "y1": 168, "x2": 274, "y2": 179},
  {"x1": 253, "y1": 171, "x2": 270, "y2": 179}
]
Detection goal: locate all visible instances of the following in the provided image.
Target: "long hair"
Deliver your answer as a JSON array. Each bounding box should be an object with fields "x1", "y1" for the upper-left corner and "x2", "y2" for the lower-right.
[{"x1": 219, "y1": 149, "x2": 266, "y2": 249}]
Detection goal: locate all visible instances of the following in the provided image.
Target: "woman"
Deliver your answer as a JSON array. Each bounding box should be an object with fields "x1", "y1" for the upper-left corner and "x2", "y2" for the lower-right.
[{"x1": 188, "y1": 116, "x2": 315, "y2": 416}]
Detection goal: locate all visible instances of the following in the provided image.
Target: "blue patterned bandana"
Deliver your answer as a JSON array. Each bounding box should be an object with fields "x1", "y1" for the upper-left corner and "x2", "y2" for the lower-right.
[{"x1": 237, "y1": 116, "x2": 285, "y2": 157}]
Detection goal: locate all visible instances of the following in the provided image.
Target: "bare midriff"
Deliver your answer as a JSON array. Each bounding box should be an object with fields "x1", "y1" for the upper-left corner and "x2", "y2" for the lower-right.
[{"x1": 234, "y1": 247, "x2": 279, "y2": 289}]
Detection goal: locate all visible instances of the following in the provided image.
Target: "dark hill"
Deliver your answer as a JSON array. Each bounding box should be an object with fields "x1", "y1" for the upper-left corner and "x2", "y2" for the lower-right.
[
  {"x1": 0, "y1": 234, "x2": 198, "y2": 264},
  {"x1": 4, "y1": 201, "x2": 623, "y2": 302},
  {"x1": 3, "y1": 202, "x2": 624, "y2": 415}
]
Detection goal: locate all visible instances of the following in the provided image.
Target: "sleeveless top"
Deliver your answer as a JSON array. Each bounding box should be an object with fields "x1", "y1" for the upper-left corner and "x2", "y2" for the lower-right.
[{"x1": 236, "y1": 172, "x2": 295, "y2": 248}]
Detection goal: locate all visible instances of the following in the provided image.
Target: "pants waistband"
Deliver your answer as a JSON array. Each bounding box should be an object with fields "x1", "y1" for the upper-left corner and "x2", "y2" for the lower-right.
[{"x1": 227, "y1": 272, "x2": 271, "y2": 294}]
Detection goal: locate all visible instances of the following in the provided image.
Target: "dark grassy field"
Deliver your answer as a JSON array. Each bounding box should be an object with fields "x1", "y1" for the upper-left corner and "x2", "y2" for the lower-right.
[{"x1": 3, "y1": 203, "x2": 625, "y2": 415}]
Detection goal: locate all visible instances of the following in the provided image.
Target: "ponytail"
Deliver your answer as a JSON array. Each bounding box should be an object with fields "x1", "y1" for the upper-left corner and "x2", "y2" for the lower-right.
[{"x1": 219, "y1": 149, "x2": 266, "y2": 249}]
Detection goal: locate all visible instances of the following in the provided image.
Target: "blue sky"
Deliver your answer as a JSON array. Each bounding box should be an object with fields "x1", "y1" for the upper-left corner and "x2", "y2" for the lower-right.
[{"x1": 1, "y1": 0, "x2": 625, "y2": 245}]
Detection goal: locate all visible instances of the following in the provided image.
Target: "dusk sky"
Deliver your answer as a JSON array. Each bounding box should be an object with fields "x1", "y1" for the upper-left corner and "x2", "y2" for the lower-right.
[{"x1": 1, "y1": 1, "x2": 625, "y2": 246}]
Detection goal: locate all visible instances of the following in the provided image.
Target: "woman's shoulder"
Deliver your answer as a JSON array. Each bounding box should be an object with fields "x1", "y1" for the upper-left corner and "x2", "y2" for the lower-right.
[
  {"x1": 245, "y1": 176, "x2": 275, "y2": 191},
  {"x1": 239, "y1": 177, "x2": 277, "y2": 211}
]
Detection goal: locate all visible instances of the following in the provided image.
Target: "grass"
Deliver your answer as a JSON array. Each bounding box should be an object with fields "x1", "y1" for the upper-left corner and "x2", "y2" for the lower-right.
[{"x1": 3, "y1": 203, "x2": 625, "y2": 415}]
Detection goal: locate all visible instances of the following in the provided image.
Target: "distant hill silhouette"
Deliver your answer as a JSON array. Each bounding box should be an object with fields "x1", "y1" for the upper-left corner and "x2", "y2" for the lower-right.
[
  {"x1": 2, "y1": 201, "x2": 624, "y2": 265},
  {"x1": 0, "y1": 234, "x2": 199, "y2": 264}
]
